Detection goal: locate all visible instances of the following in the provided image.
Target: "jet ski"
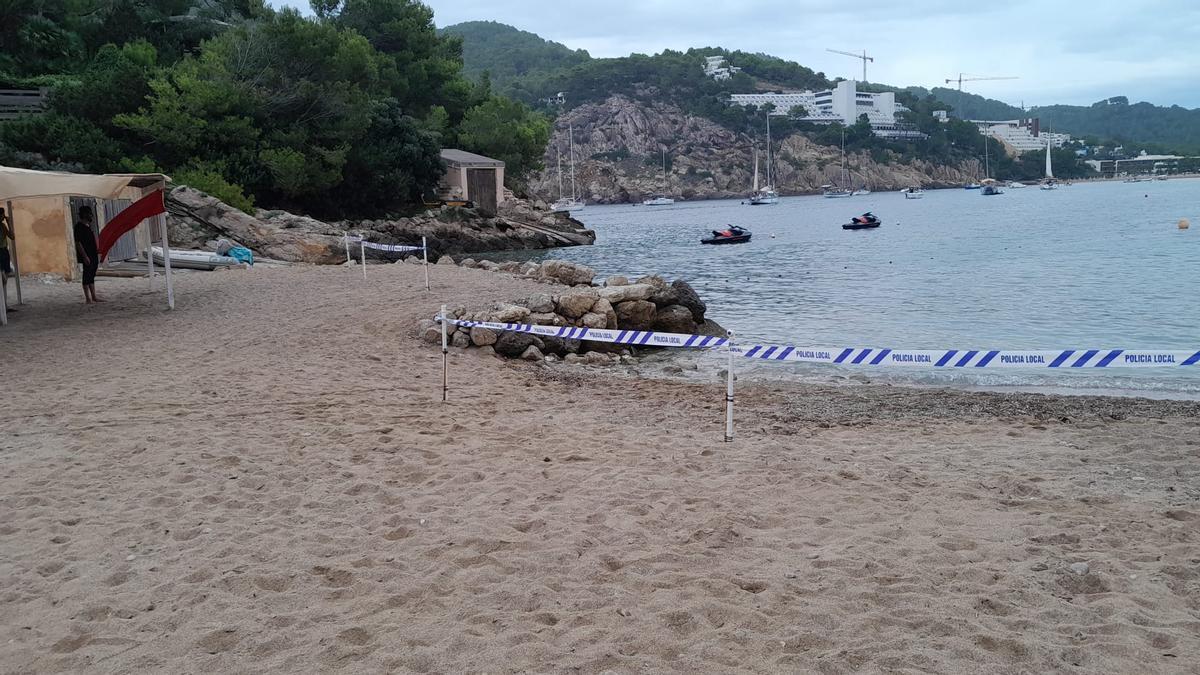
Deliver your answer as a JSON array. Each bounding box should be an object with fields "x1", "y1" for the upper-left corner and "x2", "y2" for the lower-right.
[
  {"x1": 701, "y1": 225, "x2": 752, "y2": 245},
  {"x1": 842, "y1": 212, "x2": 880, "y2": 230}
]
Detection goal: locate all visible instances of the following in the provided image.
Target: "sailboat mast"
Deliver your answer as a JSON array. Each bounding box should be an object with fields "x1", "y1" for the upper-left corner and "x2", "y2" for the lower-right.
[
  {"x1": 1045, "y1": 137, "x2": 1053, "y2": 179},
  {"x1": 753, "y1": 145, "x2": 759, "y2": 193},
  {"x1": 556, "y1": 144, "x2": 563, "y2": 200},
  {"x1": 840, "y1": 129, "x2": 846, "y2": 186},
  {"x1": 765, "y1": 113, "x2": 772, "y2": 187},
  {"x1": 568, "y1": 124, "x2": 578, "y2": 200}
]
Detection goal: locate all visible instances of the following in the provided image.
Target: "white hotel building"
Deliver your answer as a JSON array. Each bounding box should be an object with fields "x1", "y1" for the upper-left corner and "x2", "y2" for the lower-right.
[
  {"x1": 728, "y1": 80, "x2": 921, "y2": 139},
  {"x1": 970, "y1": 119, "x2": 1072, "y2": 155}
]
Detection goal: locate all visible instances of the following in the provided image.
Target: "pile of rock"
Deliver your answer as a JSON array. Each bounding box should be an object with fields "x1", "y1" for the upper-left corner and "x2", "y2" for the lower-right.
[{"x1": 418, "y1": 259, "x2": 724, "y2": 365}]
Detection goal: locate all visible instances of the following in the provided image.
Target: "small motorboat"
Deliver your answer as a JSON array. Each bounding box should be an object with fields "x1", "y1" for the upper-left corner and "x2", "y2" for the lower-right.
[
  {"x1": 702, "y1": 225, "x2": 752, "y2": 245},
  {"x1": 963, "y1": 182, "x2": 982, "y2": 190},
  {"x1": 901, "y1": 186, "x2": 924, "y2": 199},
  {"x1": 151, "y1": 246, "x2": 242, "y2": 270},
  {"x1": 842, "y1": 212, "x2": 880, "y2": 230}
]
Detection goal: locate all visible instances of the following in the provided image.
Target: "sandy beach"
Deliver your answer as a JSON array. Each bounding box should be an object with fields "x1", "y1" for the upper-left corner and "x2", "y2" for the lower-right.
[{"x1": 2, "y1": 262, "x2": 1198, "y2": 673}]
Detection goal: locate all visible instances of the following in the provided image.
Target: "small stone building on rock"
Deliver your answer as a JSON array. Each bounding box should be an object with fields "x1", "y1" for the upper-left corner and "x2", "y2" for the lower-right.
[{"x1": 438, "y1": 150, "x2": 505, "y2": 215}]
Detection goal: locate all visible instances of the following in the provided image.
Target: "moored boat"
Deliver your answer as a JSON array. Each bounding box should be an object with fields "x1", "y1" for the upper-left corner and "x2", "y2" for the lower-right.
[{"x1": 901, "y1": 186, "x2": 924, "y2": 199}]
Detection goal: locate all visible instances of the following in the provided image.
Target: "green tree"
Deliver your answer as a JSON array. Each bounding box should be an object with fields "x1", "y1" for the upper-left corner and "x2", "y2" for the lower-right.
[{"x1": 457, "y1": 96, "x2": 550, "y2": 187}]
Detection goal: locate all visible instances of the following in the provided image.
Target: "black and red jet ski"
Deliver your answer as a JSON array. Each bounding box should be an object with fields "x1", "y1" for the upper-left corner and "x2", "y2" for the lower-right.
[
  {"x1": 842, "y1": 212, "x2": 880, "y2": 230},
  {"x1": 701, "y1": 225, "x2": 752, "y2": 245}
]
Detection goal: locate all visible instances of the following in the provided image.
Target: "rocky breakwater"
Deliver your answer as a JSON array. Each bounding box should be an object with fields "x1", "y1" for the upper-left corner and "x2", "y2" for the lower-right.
[
  {"x1": 417, "y1": 259, "x2": 725, "y2": 365},
  {"x1": 165, "y1": 186, "x2": 595, "y2": 265}
]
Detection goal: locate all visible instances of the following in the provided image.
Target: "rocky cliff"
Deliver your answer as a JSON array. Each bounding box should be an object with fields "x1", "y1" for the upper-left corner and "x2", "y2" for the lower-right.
[
  {"x1": 166, "y1": 187, "x2": 595, "y2": 264},
  {"x1": 529, "y1": 95, "x2": 982, "y2": 204}
]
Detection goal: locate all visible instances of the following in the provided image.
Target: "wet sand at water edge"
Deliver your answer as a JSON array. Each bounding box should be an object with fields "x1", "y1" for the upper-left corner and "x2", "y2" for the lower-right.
[{"x1": 1, "y1": 263, "x2": 1198, "y2": 673}]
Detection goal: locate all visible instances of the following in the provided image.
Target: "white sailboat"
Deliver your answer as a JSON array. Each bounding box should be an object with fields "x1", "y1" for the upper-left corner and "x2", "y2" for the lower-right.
[
  {"x1": 749, "y1": 113, "x2": 778, "y2": 205},
  {"x1": 551, "y1": 124, "x2": 586, "y2": 212},
  {"x1": 980, "y1": 136, "x2": 1004, "y2": 195},
  {"x1": 824, "y1": 130, "x2": 853, "y2": 198},
  {"x1": 643, "y1": 148, "x2": 675, "y2": 206},
  {"x1": 1039, "y1": 137, "x2": 1058, "y2": 190}
]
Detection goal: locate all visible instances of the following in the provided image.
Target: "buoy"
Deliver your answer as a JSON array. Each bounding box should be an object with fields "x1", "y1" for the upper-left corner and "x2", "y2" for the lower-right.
[
  {"x1": 1180, "y1": 219, "x2": 1190, "y2": 230},
  {"x1": 770, "y1": 233, "x2": 776, "y2": 239}
]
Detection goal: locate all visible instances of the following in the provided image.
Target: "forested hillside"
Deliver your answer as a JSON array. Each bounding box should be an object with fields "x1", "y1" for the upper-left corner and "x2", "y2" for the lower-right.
[
  {"x1": 439, "y1": 21, "x2": 590, "y2": 91},
  {"x1": 0, "y1": 0, "x2": 550, "y2": 217},
  {"x1": 449, "y1": 22, "x2": 1199, "y2": 159}
]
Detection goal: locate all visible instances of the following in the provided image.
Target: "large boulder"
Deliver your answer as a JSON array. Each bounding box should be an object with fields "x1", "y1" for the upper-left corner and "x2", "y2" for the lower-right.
[
  {"x1": 450, "y1": 331, "x2": 471, "y2": 348},
  {"x1": 581, "y1": 312, "x2": 607, "y2": 329},
  {"x1": 671, "y1": 280, "x2": 706, "y2": 322},
  {"x1": 637, "y1": 275, "x2": 680, "y2": 307},
  {"x1": 523, "y1": 293, "x2": 555, "y2": 314},
  {"x1": 597, "y1": 283, "x2": 653, "y2": 304},
  {"x1": 653, "y1": 305, "x2": 697, "y2": 334},
  {"x1": 540, "y1": 335, "x2": 581, "y2": 355},
  {"x1": 527, "y1": 312, "x2": 566, "y2": 326},
  {"x1": 488, "y1": 304, "x2": 531, "y2": 323},
  {"x1": 592, "y1": 298, "x2": 618, "y2": 329},
  {"x1": 494, "y1": 331, "x2": 545, "y2": 358},
  {"x1": 605, "y1": 275, "x2": 629, "y2": 287},
  {"x1": 536, "y1": 260, "x2": 596, "y2": 286},
  {"x1": 470, "y1": 326, "x2": 498, "y2": 346},
  {"x1": 166, "y1": 186, "x2": 347, "y2": 264},
  {"x1": 614, "y1": 300, "x2": 656, "y2": 330},
  {"x1": 520, "y1": 345, "x2": 544, "y2": 362},
  {"x1": 556, "y1": 290, "x2": 598, "y2": 318}
]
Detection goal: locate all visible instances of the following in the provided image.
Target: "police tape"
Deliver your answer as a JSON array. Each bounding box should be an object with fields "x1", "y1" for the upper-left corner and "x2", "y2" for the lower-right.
[
  {"x1": 347, "y1": 237, "x2": 424, "y2": 253},
  {"x1": 439, "y1": 318, "x2": 1200, "y2": 369},
  {"x1": 444, "y1": 318, "x2": 729, "y2": 348}
]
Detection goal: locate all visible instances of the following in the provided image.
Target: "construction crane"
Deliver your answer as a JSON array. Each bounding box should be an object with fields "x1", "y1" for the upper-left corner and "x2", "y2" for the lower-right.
[
  {"x1": 945, "y1": 74, "x2": 1019, "y2": 91},
  {"x1": 826, "y1": 48, "x2": 873, "y2": 82}
]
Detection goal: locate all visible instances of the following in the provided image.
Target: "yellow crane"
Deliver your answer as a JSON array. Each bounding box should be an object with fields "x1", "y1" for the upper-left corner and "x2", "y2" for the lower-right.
[
  {"x1": 826, "y1": 48, "x2": 873, "y2": 82},
  {"x1": 945, "y1": 74, "x2": 1019, "y2": 91}
]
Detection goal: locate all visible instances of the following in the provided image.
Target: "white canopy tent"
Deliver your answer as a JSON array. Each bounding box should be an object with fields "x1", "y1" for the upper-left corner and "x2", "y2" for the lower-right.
[{"x1": 0, "y1": 166, "x2": 172, "y2": 326}]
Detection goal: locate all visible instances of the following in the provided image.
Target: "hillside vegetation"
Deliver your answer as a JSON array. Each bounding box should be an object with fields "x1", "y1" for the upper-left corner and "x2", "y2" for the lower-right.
[
  {"x1": 448, "y1": 22, "x2": 1199, "y2": 160},
  {"x1": 0, "y1": 0, "x2": 551, "y2": 217}
]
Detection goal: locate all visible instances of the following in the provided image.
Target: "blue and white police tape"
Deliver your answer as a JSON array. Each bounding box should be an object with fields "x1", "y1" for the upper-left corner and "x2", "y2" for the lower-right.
[
  {"x1": 734, "y1": 346, "x2": 1200, "y2": 369},
  {"x1": 442, "y1": 318, "x2": 729, "y2": 348},
  {"x1": 438, "y1": 317, "x2": 1200, "y2": 369},
  {"x1": 360, "y1": 240, "x2": 424, "y2": 253}
]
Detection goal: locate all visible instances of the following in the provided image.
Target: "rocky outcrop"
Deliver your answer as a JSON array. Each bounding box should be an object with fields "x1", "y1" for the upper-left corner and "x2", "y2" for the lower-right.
[
  {"x1": 165, "y1": 186, "x2": 595, "y2": 264},
  {"x1": 425, "y1": 257, "x2": 725, "y2": 364},
  {"x1": 528, "y1": 95, "x2": 983, "y2": 204}
]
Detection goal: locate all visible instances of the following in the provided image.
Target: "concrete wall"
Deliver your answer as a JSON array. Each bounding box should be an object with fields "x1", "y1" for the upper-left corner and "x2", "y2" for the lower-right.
[{"x1": 10, "y1": 197, "x2": 74, "y2": 279}]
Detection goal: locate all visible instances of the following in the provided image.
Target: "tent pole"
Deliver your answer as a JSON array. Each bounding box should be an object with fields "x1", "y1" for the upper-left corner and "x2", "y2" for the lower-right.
[
  {"x1": 422, "y1": 236, "x2": 429, "y2": 291},
  {"x1": 146, "y1": 220, "x2": 155, "y2": 290},
  {"x1": 6, "y1": 201, "x2": 21, "y2": 305},
  {"x1": 158, "y1": 214, "x2": 174, "y2": 310}
]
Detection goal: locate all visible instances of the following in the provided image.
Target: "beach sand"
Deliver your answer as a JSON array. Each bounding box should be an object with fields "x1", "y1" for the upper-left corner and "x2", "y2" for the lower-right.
[{"x1": 2, "y1": 263, "x2": 1198, "y2": 673}]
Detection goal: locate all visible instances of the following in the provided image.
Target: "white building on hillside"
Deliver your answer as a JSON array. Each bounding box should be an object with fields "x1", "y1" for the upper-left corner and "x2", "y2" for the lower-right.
[
  {"x1": 729, "y1": 80, "x2": 920, "y2": 138},
  {"x1": 702, "y1": 56, "x2": 741, "y2": 81},
  {"x1": 972, "y1": 119, "x2": 1072, "y2": 155}
]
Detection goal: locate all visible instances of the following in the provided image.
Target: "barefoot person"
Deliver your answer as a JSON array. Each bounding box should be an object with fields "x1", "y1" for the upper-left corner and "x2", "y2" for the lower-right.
[{"x1": 73, "y1": 206, "x2": 102, "y2": 303}]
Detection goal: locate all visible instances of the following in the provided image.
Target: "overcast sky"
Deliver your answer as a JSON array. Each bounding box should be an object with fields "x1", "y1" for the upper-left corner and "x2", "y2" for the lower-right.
[{"x1": 277, "y1": 0, "x2": 1200, "y2": 108}]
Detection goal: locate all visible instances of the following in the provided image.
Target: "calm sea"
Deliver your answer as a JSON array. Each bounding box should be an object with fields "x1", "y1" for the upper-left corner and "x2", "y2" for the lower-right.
[{"x1": 514, "y1": 179, "x2": 1200, "y2": 398}]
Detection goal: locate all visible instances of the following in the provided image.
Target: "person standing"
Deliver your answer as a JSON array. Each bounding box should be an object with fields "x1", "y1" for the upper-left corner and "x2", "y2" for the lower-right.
[
  {"x1": 0, "y1": 207, "x2": 13, "y2": 310},
  {"x1": 73, "y1": 205, "x2": 102, "y2": 303}
]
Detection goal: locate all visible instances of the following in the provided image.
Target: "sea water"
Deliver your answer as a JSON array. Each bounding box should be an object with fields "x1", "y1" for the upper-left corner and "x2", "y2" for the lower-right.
[{"x1": 512, "y1": 179, "x2": 1200, "y2": 398}]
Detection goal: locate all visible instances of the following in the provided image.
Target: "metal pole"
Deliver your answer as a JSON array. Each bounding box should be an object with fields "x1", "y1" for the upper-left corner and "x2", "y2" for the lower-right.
[
  {"x1": 5, "y1": 201, "x2": 21, "y2": 304},
  {"x1": 360, "y1": 240, "x2": 366, "y2": 280},
  {"x1": 158, "y1": 214, "x2": 174, "y2": 310},
  {"x1": 146, "y1": 221, "x2": 155, "y2": 291},
  {"x1": 344, "y1": 232, "x2": 351, "y2": 264},
  {"x1": 440, "y1": 304, "x2": 449, "y2": 402},
  {"x1": 724, "y1": 332, "x2": 735, "y2": 442},
  {"x1": 422, "y1": 236, "x2": 430, "y2": 291}
]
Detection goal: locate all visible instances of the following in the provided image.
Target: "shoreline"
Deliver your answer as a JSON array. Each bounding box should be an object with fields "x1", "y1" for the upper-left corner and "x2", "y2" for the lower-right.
[{"x1": 3, "y1": 263, "x2": 1198, "y2": 672}]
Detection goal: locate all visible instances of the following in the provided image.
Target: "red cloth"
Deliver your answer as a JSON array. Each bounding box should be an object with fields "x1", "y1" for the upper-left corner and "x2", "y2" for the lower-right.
[{"x1": 98, "y1": 190, "x2": 165, "y2": 262}]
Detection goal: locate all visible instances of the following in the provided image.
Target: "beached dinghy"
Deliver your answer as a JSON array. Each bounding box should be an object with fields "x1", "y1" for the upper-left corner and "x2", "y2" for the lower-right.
[{"x1": 151, "y1": 247, "x2": 242, "y2": 270}]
